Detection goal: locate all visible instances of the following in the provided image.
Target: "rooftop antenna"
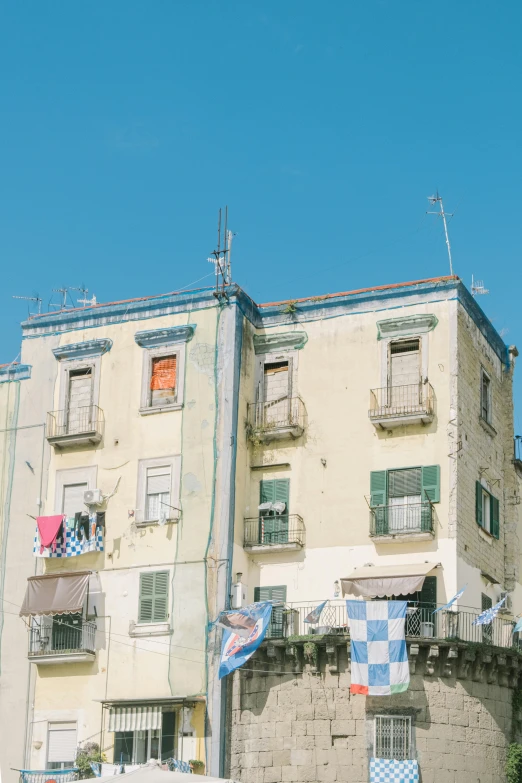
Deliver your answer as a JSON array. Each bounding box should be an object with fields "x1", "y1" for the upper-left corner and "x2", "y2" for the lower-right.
[
  {"x1": 72, "y1": 285, "x2": 97, "y2": 307},
  {"x1": 12, "y1": 294, "x2": 42, "y2": 316},
  {"x1": 471, "y1": 275, "x2": 489, "y2": 297},
  {"x1": 427, "y1": 191, "x2": 454, "y2": 275},
  {"x1": 208, "y1": 207, "x2": 232, "y2": 301},
  {"x1": 49, "y1": 287, "x2": 74, "y2": 310}
]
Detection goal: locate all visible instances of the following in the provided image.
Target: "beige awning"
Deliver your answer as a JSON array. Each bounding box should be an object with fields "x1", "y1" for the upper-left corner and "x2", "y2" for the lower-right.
[
  {"x1": 341, "y1": 562, "x2": 438, "y2": 598},
  {"x1": 108, "y1": 705, "x2": 163, "y2": 733},
  {"x1": 20, "y1": 571, "x2": 90, "y2": 617}
]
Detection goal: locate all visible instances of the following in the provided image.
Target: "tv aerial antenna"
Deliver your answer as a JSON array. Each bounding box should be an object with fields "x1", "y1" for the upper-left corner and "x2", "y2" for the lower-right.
[
  {"x1": 208, "y1": 207, "x2": 234, "y2": 301},
  {"x1": 12, "y1": 294, "x2": 42, "y2": 316},
  {"x1": 72, "y1": 285, "x2": 97, "y2": 307},
  {"x1": 427, "y1": 191, "x2": 454, "y2": 275},
  {"x1": 471, "y1": 275, "x2": 489, "y2": 297},
  {"x1": 49, "y1": 287, "x2": 74, "y2": 310}
]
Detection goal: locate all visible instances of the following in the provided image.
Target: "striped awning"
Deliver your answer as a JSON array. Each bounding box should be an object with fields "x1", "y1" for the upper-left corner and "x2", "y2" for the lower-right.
[{"x1": 108, "y1": 705, "x2": 162, "y2": 733}]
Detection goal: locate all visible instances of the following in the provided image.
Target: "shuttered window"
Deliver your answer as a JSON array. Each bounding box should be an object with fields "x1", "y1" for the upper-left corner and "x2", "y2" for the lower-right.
[
  {"x1": 259, "y1": 479, "x2": 289, "y2": 544},
  {"x1": 62, "y1": 483, "x2": 88, "y2": 517},
  {"x1": 145, "y1": 466, "x2": 171, "y2": 521},
  {"x1": 254, "y1": 585, "x2": 287, "y2": 638},
  {"x1": 476, "y1": 481, "x2": 499, "y2": 539},
  {"x1": 150, "y1": 356, "x2": 177, "y2": 407},
  {"x1": 47, "y1": 722, "x2": 77, "y2": 768},
  {"x1": 370, "y1": 466, "x2": 440, "y2": 506},
  {"x1": 374, "y1": 715, "x2": 412, "y2": 761},
  {"x1": 138, "y1": 571, "x2": 169, "y2": 624}
]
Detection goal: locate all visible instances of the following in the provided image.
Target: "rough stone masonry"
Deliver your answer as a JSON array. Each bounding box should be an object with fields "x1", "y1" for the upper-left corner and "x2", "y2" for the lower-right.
[{"x1": 227, "y1": 639, "x2": 522, "y2": 783}]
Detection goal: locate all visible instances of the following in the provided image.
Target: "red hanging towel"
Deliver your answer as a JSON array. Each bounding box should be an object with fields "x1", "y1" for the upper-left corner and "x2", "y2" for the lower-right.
[{"x1": 37, "y1": 515, "x2": 65, "y2": 554}]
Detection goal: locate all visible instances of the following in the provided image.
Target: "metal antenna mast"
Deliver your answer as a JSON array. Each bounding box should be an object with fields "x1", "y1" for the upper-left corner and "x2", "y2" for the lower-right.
[
  {"x1": 208, "y1": 207, "x2": 232, "y2": 300},
  {"x1": 427, "y1": 191, "x2": 454, "y2": 275},
  {"x1": 12, "y1": 294, "x2": 42, "y2": 316}
]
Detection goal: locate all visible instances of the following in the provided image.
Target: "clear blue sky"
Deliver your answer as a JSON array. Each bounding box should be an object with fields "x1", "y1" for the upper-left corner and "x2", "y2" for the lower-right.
[{"x1": 1, "y1": 1, "x2": 521, "y2": 431}]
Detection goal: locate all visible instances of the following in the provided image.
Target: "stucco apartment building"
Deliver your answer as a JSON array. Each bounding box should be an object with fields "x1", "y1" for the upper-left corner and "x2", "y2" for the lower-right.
[{"x1": 0, "y1": 274, "x2": 521, "y2": 783}]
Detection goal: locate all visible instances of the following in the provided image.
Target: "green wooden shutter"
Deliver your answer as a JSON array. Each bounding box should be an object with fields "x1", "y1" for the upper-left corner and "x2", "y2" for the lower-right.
[
  {"x1": 421, "y1": 465, "x2": 440, "y2": 503},
  {"x1": 253, "y1": 585, "x2": 287, "y2": 638},
  {"x1": 370, "y1": 471, "x2": 388, "y2": 506},
  {"x1": 139, "y1": 571, "x2": 169, "y2": 624},
  {"x1": 152, "y1": 571, "x2": 170, "y2": 621},
  {"x1": 259, "y1": 479, "x2": 289, "y2": 544},
  {"x1": 476, "y1": 481, "x2": 483, "y2": 528},
  {"x1": 418, "y1": 576, "x2": 437, "y2": 609},
  {"x1": 491, "y1": 495, "x2": 500, "y2": 540}
]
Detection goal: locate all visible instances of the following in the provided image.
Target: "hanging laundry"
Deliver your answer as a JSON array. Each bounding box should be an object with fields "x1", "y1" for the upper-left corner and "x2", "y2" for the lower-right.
[
  {"x1": 74, "y1": 512, "x2": 91, "y2": 541},
  {"x1": 36, "y1": 515, "x2": 65, "y2": 554},
  {"x1": 95, "y1": 511, "x2": 106, "y2": 531}
]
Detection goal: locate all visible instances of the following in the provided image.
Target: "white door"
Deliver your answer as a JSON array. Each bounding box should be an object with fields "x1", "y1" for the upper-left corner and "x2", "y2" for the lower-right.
[
  {"x1": 263, "y1": 361, "x2": 290, "y2": 426},
  {"x1": 66, "y1": 369, "x2": 93, "y2": 433},
  {"x1": 390, "y1": 340, "x2": 420, "y2": 408}
]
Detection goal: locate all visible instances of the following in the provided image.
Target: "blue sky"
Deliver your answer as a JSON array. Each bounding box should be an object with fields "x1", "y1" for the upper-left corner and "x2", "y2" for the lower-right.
[{"x1": 1, "y1": 1, "x2": 521, "y2": 430}]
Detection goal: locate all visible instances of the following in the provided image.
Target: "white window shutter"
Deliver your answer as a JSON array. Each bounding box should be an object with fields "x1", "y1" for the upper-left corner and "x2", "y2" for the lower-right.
[{"x1": 47, "y1": 723, "x2": 77, "y2": 764}]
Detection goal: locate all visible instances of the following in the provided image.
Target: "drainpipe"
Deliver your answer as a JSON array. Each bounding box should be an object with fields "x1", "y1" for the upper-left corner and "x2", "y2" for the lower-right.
[{"x1": 208, "y1": 300, "x2": 243, "y2": 777}]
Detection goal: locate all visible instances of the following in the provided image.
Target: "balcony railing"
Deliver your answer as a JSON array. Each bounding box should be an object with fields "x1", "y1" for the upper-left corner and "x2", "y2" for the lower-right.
[
  {"x1": 247, "y1": 397, "x2": 306, "y2": 441},
  {"x1": 369, "y1": 502, "x2": 434, "y2": 537},
  {"x1": 29, "y1": 617, "x2": 96, "y2": 661},
  {"x1": 244, "y1": 514, "x2": 305, "y2": 549},
  {"x1": 264, "y1": 599, "x2": 517, "y2": 649},
  {"x1": 47, "y1": 404, "x2": 104, "y2": 447},
  {"x1": 369, "y1": 383, "x2": 434, "y2": 427}
]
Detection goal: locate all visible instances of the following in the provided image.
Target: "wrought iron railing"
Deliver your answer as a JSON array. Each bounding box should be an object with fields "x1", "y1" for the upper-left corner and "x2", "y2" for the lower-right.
[
  {"x1": 29, "y1": 617, "x2": 96, "y2": 656},
  {"x1": 369, "y1": 383, "x2": 434, "y2": 419},
  {"x1": 244, "y1": 514, "x2": 305, "y2": 547},
  {"x1": 47, "y1": 405, "x2": 104, "y2": 440},
  {"x1": 369, "y1": 502, "x2": 434, "y2": 536},
  {"x1": 262, "y1": 599, "x2": 517, "y2": 648},
  {"x1": 247, "y1": 396, "x2": 306, "y2": 433}
]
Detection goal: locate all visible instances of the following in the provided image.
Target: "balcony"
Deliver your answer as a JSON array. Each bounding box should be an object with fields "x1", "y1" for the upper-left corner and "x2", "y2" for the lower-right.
[
  {"x1": 247, "y1": 397, "x2": 305, "y2": 442},
  {"x1": 369, "y1": 501, "x2": 434, "y2": 542},
  {"x1": 265, "y1": 599, "x2": 517, "y2": 649},
  {"x1": 28, "y1": 616, "x2": 96, "y2": 664},
  {"x1": 369, "y1": 383, "x2": 434, "y2": 429},
  {"x1": 46, "y1": 404, "x2": 104, "y2": 448},
  {"x1": 244, "y1": 514, "x2": 305, "y2": 552}
]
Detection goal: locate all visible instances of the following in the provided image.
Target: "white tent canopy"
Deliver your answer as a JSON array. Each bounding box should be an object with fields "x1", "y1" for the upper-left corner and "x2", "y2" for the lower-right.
[{"x1": 96, "y1": 763, "x2": 238, "y2": 783}]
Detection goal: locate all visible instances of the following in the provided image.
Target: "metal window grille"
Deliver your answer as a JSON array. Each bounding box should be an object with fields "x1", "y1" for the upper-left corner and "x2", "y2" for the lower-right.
[
  {"x1": 374, "y1": 715, "x2": 412, "y2": 760},
  {"x1": 390, "y1": 339, "x2": 419, "y2": 355}
]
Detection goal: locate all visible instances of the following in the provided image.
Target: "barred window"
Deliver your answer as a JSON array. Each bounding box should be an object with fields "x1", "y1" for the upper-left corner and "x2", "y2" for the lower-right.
[{"x1": 374, "y1": 715, "x2": 412, "y2": 760}]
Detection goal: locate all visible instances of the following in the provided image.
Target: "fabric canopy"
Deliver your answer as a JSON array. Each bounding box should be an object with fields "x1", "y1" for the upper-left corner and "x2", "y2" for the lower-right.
[
  {"x1": 108, "y1": 705, "x2": 162, "y2": 733},
  {"x1": 19, "y1": 571, "x2": 90, "y2": 617},
  {"x1": 150, "y1": 356, "x2": 176, "y2": 390},
  {"x1": 341, "y1": 562, "x2": 437, "y2": 598},
  {"x1": 96, "y1": 762, "x2": 239, "y2": 783}
]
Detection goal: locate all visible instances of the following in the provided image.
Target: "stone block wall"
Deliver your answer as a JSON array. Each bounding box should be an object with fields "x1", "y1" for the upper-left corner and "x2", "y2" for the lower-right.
[
  {"x1": 227, "y1": 640, "x2": 521, "y2": 783},
  {"x1": 455, "y1": 303, "x2": 520, "y2": 588}
]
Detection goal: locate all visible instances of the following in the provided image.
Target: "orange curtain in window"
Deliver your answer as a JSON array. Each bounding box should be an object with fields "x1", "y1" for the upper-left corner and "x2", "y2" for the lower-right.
[{"x1": 150, "y1": 356, "x2": 177, "y2": 390}]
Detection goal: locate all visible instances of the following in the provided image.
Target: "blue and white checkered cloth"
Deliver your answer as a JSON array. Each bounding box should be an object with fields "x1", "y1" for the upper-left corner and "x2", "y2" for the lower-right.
[
  {"x1": 472, "y1": 595, "x2": 507, "y2": 625},
  {"x1": 347, "y1": 600, "x2": 409, "y2": 696},
  {"x1": 33, "y1": 521, "x2": 104, "y2": 558},
  {"x1": 370, "y1": 758, "x2": 419, "y2": 782}
]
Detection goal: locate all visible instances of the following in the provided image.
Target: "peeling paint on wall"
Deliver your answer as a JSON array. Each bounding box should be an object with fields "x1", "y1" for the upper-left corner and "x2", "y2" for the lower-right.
[{"x1": 184, "y1": 472, "x2": 202, "y2": 496}]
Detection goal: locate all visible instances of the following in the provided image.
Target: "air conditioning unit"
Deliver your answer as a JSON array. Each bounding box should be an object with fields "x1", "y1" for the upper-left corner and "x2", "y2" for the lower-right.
[
  {"x1": 84, "y1": 488, "x2": 103, "y2": 506},
  {"x1": 500, "y1": 591, "x2": 512, "y2": 613}
]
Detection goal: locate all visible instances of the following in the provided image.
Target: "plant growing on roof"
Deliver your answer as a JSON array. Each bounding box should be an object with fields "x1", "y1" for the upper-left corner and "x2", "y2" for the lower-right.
[{"x1": 281, "y1": 300, "x2": 298, "y2": 315}]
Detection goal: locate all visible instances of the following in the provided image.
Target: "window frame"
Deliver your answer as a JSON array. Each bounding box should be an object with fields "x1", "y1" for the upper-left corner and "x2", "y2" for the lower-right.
[
  {"x1": 46, "y1": 721, "x2": 77, "y2": 770},
  {"x1": 387, "y1": 338, "x2": 421, "y2": 388},
  {"x1": 138, "y1": 570, "x2": 170, "y2": 625},
  {"x1": 54, "y1": 466, "x2": 98, "y2": 515},
  {"x1": 254, "y1": 350, "x2": 298, "y2": 406},
  {"x1": 57, "y1": 357, "x2": 101, "y2": 413},
  {"x1": 140, "y1": 344, "x2": 186, "y2": 415},
  {"x1": 373, "y1": 714, "x2": 413, "y2": 761},
  {"x1": 476, "y1": 480, "x2": 500, "y2": 539},
  {"x1": 136, "y1": 456, "x2": 181, "y2": 525},
  {"x1": 113, "y1": 709, "x2": 177, "y2": 763}
]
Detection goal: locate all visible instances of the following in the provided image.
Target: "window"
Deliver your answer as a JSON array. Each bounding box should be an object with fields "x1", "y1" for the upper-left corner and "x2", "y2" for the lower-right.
[
  {"x1": 145, "y1": 466, "x2": 171, "y2": 522},
  {"x1": 113, "y1": 711, "x2": 176, "y2": 764},
  {"x1": 481, "y1": 369, "x2": 492, "y2": 423},
  {"x1": 140, "y1": 346, "x2": 185, "y2": 413},
  {"x1": 374, "y1": 715, "x2": 412, "y2": 761},
  {"x1": 370, "y1": 466, "x2": 440, "y2": 535},
  {"x1": 258, "y1": 479, "x2": 289, "y2": 544},
  {"x1": 47, "y1": 722, "x2": 77, "y2": 770},
  {"x1": 138, "y1": 571, "x2": 169, "y2": 624},
  {"x1": 136, "y1": 456, "x2": 180, "y2": 525},
  {"x1": 254, "y1": 585, "x2": 287, "y2": 638},
  {"x1": 55, "y1": 467, "x2": 97, "y2": 516},
  {"x1": 476, "y1": 482, "x2": 499, "y2": 539}
]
